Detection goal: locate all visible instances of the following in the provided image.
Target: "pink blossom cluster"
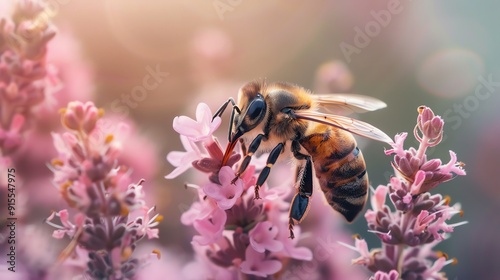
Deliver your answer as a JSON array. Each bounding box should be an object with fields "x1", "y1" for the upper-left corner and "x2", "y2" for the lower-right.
[
  {"x1": 46, "y1": 101, "x2": 161, "y2": 279},
  {"x1": 167, "y1": 103, "x2": 314, "y2": 278},
  {"x1": 0, "y1": 0, "x2": 59, "y2": 158},
  {"x1": 342, "y1": 106, "x2": 466, "y2": 279},
  {"x1": 0, "y1": 0, "x2": 59, "y2": 248}
]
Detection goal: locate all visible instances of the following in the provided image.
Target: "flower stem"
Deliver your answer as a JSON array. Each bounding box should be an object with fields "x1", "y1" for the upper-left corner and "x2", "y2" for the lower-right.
[
  {"x1": 396, "y1": 243, "x2": 405, "y2": 276},
  {"x1": 416, "y1": 135, "x2": 429, "y2": 160}
]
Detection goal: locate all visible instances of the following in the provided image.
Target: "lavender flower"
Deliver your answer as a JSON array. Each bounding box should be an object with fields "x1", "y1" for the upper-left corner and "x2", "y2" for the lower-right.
[
  {"x1": 342, "y1": 106, "x2": 466, "y2": 279},
  {"x1": 0, "y1": 0, "x2": 59, "y2": 260},
  {"x1": 167, "y1": 103, "x2": 314, "y2": 279},
  {"x1": 46, "y1": 101, "x2": 161, "y2": 279},
  {"x1": 0, "y1": 0, "x2": 59, "y2": 156}
]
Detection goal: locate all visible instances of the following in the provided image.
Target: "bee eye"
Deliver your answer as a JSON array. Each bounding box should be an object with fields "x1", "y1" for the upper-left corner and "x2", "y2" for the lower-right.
[
  {"x1": 246, "y1": 96, "x2": 266, "y2": 121},
  {"x1": 234, "y1": 94, "x2": 267, "y2": 137}
]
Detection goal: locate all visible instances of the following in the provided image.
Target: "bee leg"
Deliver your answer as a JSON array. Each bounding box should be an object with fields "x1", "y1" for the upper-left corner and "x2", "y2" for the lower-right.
[
  {"x1": 232, "y1": 134, "x2": 265, "y2": 184},
  {"x1": 239, "y1": 138, "x2": 247, "y2": 155},
  {"x1": 212, "y1": 98, "x2": 241, "y2": 142},
  {"x1": 289, "y1": 143, "x2": 313, "y2": 239},
  {"x1": 253, "y1": 142, "x2": 285, "y2": 199}
]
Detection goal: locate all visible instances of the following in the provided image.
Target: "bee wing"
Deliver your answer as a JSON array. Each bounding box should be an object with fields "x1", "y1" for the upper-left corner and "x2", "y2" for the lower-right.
[
  {"x1": 313, "y1": 94, "x2": 387, "y2": 115},
  {"x1": 295, "y1": 110, "x2": 394, "y2": 144}
]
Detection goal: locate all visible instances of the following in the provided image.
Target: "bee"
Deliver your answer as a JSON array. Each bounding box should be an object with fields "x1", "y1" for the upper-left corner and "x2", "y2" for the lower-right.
[{"x1": 213, "y1": 81, "x2": 393, "y2": 238}]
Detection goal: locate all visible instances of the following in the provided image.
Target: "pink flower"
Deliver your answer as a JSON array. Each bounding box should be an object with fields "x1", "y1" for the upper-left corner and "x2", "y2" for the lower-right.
[
  {"x1": 180, "y1": 188, "x2": 217, "y2": 226},
  {"x1": 192, "y1": 207, "x2": 226, "y2": 245},
  {"x1": 352, "y1": 106, "x2": 466, "y2": 278},
  {"x1": 135, "y1": 206, "x2": 161, "y2": 239},
  {"x1": 172, "y1": 103, "x2": 221, "y2": 142},
  {"x1": 248, "y1": 221, "x2": 283, "y2": 253},
  {"x1": 416, "y1": 106, "x2": 444, "y2": 141},
  {"x1": 384, "y1": 132, "x2": 407, "y2": 157},
  {"x1": 203, "y1": 166, "x2": 243, "y2": 210},
  {"x1": 165, "y1": 135, "x2": 201, "y2": 179},
  {"x1": 0, "y1": 114, "x2": 24, "y2": 152},
  {"x1": 370, "y1": 270, "x2": 399, "y2": 280},
  {"x1": 410, "y1": 170, "x2": 426, "y2": 195},
  {"x1": 413, "y1": 210, "x2": 436, "y2": 235},
  {"x1": 239, "y1": 246, "x2": 282, "y2": 277},
  {"x1": 275, "y1": 224, "x2": 313, "y2": 261},
  {"x1": 421, "y1": 257, "x2": 452, "y2": 279},
  {"x1": 45, "y1": 209, "x2": 84, "y2": 239},
  {"x1": 439, "y1": 150, "x2": 466, "y2": 176},
  {"x1": 48, "y1": 101, "x2": 160, "y2": 278},
  {"x1": 61, "y1": 101, "x2": 101, "y2": 133},
  {"x1": 371, "y1": 185, "x2": 388, "y2": 212},
  {"x1": 350, "y1": 238, "x2": 372, "y2": 266}
]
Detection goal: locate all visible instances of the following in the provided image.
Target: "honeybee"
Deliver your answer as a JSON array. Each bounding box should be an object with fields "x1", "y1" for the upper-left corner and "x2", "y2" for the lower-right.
[{"x1": 214, "y1": 81, "x2": 393, "y2": 238}]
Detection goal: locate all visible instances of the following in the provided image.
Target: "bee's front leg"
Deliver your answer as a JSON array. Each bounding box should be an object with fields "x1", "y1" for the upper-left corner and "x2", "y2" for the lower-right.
[
  {"x1": 212, "y1": 97, "x2": 240, "y2": 142},
  {"x1": 232, "y1": 134, "x2": 265, "y2": 184}
]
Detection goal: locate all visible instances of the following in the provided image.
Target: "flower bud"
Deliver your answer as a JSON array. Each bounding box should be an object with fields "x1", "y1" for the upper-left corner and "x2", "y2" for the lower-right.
[{"x1": 416, "y1": 106, "x2": 444, "y2": 143}]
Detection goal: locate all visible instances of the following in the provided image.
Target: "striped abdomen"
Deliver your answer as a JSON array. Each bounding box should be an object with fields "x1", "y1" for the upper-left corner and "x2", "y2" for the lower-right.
[{"x1": 299, "y1": 125, "x2": 369, "y2": 222}]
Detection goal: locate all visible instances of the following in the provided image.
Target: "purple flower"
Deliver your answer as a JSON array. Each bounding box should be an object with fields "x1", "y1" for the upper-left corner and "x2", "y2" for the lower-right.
[
  {"x1": 167, "y1": 102, "x2": 321, "y2": 279},
  {"x1": 192, "y1": 207, "x2": 226, "y2": 245},
  {"x1": 344, "y1": 106, "x2": 466, "y2": 278},
  {"x1": 384, "y1": 132, "x2": 407, "y2": 157},
  {"x1": 370, "y1": 270, "x2": 399, "y2": 280},
  {"x1": 47, "y1": 102, "x2": 160, "y2": 278},
  {"x1": 248, "y1": 221, "x2": 283, "y2": 253},
  {"x1": 416, "y1": 105, "x2": 444, "y2": 142},
  {"x1": 172, "y1": 102, "x2": 221, "y2": 142},
  {"x1": 0, "y1": 113, "x2": 24, "y2": 152},
  {"x1": 339, "y1": 238, "x2": 372, "y2": 266},
  {"x1": 45, "y1": 209, "x2": 84, "y2": 239},
  {"x1": 165, "y1": 135, "x2": 201, "y2": 179},
  {"x1": 61, "y1": 101, "x2": 101, "y2": 133},
  {"x1": 239, "y1": 246, "x2": 282, "y2": 277},
  {"x1": 203, "y1": 166, "x2": 243, "y2": 210},
  {"x1": 135, "y1": 206, "x2": 162, "y2": 239}
]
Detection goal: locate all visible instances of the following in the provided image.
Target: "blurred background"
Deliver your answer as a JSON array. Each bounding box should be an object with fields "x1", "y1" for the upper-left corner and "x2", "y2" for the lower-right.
[{"x1": 7, "y1": 0, "x2": 500, "y2": 278}]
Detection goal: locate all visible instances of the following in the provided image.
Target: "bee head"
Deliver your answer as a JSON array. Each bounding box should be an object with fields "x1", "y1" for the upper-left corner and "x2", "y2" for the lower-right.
[
  {"x1": 221, "y1": 82, "x2": 267, "y2": 165},
  {"x1": 232, "y1": 93, "x2": 266, "y2": 141},
  {"x1": 232, "y1": 81, "x2": 267, "y2": 142}
]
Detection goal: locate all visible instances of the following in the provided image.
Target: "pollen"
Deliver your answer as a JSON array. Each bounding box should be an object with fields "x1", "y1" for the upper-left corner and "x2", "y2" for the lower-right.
[
  {"x1": 352, "y1": 233, "x2": 361, "y2": 240},
  {"x1": 105, "y1": 134, "x2": 114, "y2": 144},
  {"x1": 60, "y1": 181, "x2": 76, "y2": 208},
  {"x1": 152, "y1": 249, "x2": 161, "y2": 260},
  {"x1": 154, "y1": 214, "x2": 164, "y2": 223},
  {"x1": 98, "y1": 108, "x2": 105, "y2": 118},
  {"x1": 436, "y1": 251, "x2": 449, "y2": 260},
  {"x1": 443, "y1": 195, "x2": 451, "y2": 205},
  {"x1": 60, "y1": 181, "x2": 72, "y2": 190},
  {"x1": 120, "y1": 205, "x2": 130, "y2": 216},
  {"x1": 451, "y1": 258, "x2": 458, "y2": 265},
  {"x1": 122, "y1": 246, "x2": 133, "y2": 261},
  {"x1": 417, "y1": 105, "x2": 426, "y2": 114},
  {"x1": 51, "y1": 158, "x2": 64, "y2": 166}
]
